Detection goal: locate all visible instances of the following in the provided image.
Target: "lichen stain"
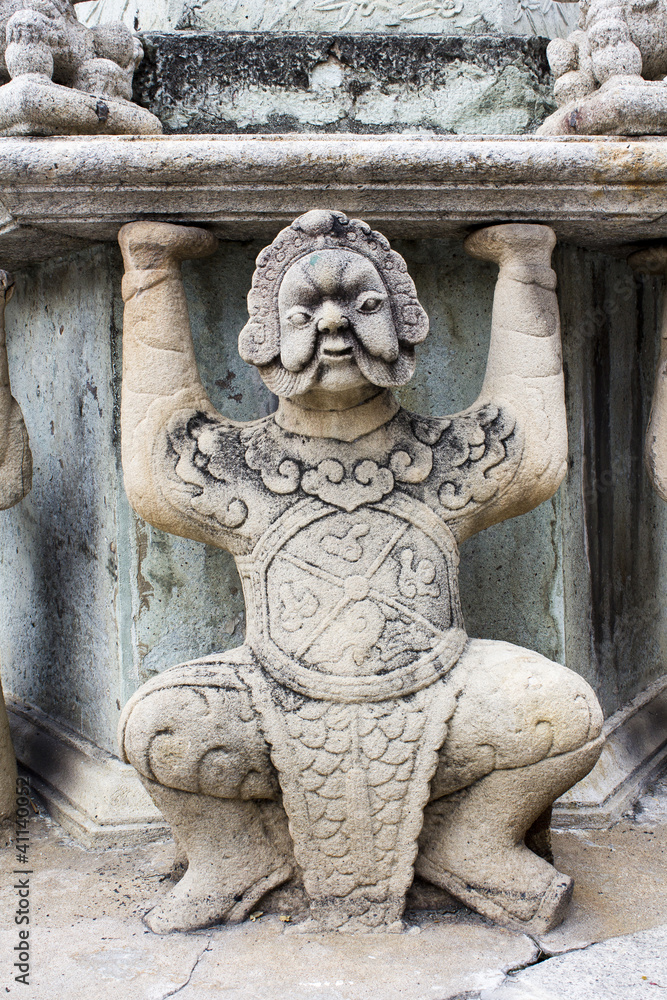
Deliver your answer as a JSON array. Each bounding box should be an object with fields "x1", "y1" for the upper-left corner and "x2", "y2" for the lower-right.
[{"x1": 134, "y1": 517, "x2": 155, "y2": 617}]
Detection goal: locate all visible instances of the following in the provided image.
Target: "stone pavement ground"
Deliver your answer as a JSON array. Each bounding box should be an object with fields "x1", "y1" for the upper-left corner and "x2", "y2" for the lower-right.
[{"x1": 1, "y1": 766, "x2": 666, "y2": 1000}]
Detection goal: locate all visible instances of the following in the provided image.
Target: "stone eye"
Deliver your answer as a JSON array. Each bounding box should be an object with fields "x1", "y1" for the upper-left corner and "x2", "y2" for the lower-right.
[
  {"x1": 287, "y1": 309, "x2": 312, "y2": 327},
  {"x1": 356, "y1": 292, "x2": 386, "y2": 314}
]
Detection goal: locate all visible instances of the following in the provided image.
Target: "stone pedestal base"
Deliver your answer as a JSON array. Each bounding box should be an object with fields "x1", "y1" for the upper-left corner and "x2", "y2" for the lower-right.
[
  {"x1": 538, "y1": 77, "x2": 667, "y2": 136},
  {"x1": 0, "y1": 76, "x2": 162, "y2": 136}
]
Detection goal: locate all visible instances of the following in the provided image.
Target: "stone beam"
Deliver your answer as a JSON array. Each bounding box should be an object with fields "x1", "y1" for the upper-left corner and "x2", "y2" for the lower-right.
[{"x1": 0, "y1": 135, "x2": 666, "y2": 268}]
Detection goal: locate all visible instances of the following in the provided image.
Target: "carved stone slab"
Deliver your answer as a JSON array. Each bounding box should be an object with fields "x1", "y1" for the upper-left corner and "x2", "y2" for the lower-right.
[{"x1": 1, "y1": 136, "x2": 667, "y2": 269}]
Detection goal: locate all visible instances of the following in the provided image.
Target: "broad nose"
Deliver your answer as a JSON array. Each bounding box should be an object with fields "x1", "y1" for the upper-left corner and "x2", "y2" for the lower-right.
[{"x1": 316, "y1": 302, "x2": 350, "y2": 335}]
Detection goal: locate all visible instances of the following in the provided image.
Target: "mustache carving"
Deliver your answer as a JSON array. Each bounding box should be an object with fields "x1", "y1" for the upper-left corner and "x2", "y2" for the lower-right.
[
  {"x1": 259, "y1": 334, "x2": 416, "y2": 399},
  {"x1": 238, "y1": 212, "x2": 429, "y2": 384}
]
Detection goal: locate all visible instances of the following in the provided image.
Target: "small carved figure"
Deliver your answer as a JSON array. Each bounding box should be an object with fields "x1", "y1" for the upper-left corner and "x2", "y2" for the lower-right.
[
  {"x1": 629, "y1": 246, "x2": 667, "y2": 499},
  {"x1": 538, "y1": 0, "x2": 667, "y2": 134},
  {"x1": 117, "y1": 211, "x2": 604, "y2": 935},
  {"x1": 0, "y1": 0, "x2": 161, "y2": 135},
  {"x1": 0, "y1": 270, "x2": 31, "y2": 838}
]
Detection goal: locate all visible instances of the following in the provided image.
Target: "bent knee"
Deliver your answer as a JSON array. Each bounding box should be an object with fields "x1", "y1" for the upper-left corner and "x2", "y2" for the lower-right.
[
  {"x1": 445, "y1": 640, "x2": 603, "y2": 771},
  {"x1": 122, "y1": 684, "x2": 278, "y2": 800}
]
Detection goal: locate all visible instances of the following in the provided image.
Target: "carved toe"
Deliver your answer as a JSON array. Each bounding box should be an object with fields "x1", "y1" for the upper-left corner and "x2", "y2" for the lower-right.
[
  {"x1": 143, "y1": 861, "x2": 293, "y2": 934},
  {"x1": 417, "y1": 854, "x2": 573, "y2": 934}
]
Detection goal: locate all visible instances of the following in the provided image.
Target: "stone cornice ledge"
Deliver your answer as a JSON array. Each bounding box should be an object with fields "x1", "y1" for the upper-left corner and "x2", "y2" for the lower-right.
[{"x1": 0, "y1": 134, "x2": 666, "y2": 267}]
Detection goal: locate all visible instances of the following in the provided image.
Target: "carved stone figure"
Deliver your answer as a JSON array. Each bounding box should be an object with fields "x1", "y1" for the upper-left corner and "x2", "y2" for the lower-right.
[
  {"x1": 538, "y1": 0, "x2": 667, "y2": 134},
  {"x1": 117, "y1": 211, "x2": 604, "y2": 936},
  {"x1": 0, "y1": 270, "x2": 31, "y2": 837},
  {"x1": 629, "y1": 246, "x2": 667, "y2": 499},
  {"x1": 0, "y1": 0, "x2": 161, "y2": 135}
]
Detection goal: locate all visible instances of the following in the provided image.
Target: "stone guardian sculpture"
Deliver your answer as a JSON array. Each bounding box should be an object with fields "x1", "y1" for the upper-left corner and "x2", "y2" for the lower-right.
[
  {"x1": 0, "y1": 270, "x2": 31, "y2": 839},
  {"x1": 538, "y1": 0, "x2": 667, "y2": 135},
  {"x1": 117, "y1": 212, "x2": 604, "y2": 936},
  {"x1": 0, "y1": 0, "x2": 161, "y2": 134}
]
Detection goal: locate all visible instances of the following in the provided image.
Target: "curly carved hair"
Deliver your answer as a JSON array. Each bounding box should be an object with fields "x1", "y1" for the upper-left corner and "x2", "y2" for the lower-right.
[{"x1": 238, "y1": 210, "x2": 429, "y2": 374}]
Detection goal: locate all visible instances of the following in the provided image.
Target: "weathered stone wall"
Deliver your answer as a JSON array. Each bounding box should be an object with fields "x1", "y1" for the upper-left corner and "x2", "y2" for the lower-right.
[
  {"x1": 132, "y1": 33, "x2": 555, "y2": 134},
  {"x1": 1, "y1": 237, "x2": 663, "y2": 753}
]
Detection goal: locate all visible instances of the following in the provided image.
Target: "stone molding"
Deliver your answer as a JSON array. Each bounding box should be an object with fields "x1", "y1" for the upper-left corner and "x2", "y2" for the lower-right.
[
  {"x1": 0, "y1": 135, "x2": 666, "y2": 269},
  {"x1": 553, "y1": 674, "x2": 667, "y2": 828},
  {"x1": 7, "y1": 699, "x2": 168, "y2": 847}
]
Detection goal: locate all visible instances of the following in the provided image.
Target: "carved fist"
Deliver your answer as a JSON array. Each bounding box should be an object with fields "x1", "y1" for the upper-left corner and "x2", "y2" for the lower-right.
[
  {"x1": 464, "y1": 224, "x2": 556, "y2": 271},
  {"x1": 118, "y1": 222, "x2": 218, "y2": 271}
]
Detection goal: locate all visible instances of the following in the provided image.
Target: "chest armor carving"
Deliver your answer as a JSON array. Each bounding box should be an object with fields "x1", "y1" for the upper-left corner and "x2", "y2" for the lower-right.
[
  {"x1": 238, "y1": 492, "x2": 468, "y2": 702},
  {"x1": 238, "y1": 492, "x2": 466, "y2": 929}
]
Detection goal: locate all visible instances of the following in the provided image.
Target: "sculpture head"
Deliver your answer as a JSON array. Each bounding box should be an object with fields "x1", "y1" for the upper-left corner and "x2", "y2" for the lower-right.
[{"x1": 239, "y1": 210, "x2": 428, "y2": 400}]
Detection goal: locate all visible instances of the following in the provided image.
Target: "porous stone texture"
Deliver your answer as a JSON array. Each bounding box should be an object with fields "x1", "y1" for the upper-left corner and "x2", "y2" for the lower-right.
[
  {"x1": 133, "y1": 32, "x2": 554, "y2": 134},
  {"x1": 5, "y1": 136, "x2": 667, "y2": 271},
  {"x1": 77, "y1": 0, "x2": 578, "y2": 38},
  {"x1": 114, "y1": 211, "x2": 604, "y2": 936},
  {"x1": 3, "y1": 231, "x2": 667, "y2": 828},
  {"x1": 539, "y1": 0, "x2": 667, "y2": 135},
  {"x1": 2, "y1": 790, "x2": 667, "y2": 998},
  {"x1": 0, "y1": 0, "x2": 161, "y2": 135},
  {"x1": 0, "y1": 269, "x2": 30, "y2": 833}
]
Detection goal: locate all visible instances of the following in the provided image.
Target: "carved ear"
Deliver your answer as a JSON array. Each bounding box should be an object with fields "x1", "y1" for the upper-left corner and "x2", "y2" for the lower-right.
[
  {"x1": 397, "y1": 300, "x2": 429, "y2": 345},
  {"x1": 238, "y1": 318, "x2": 280, "y2": 367}
]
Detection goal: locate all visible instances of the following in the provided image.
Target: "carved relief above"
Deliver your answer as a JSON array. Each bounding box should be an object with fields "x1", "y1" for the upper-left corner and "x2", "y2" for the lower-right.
[
  {"x1": 117, "y1": 211, "x2": 604, "y2": 938},
  {"x1": 0, "y1": 0, "x2": 162, "y2": 135},
  {"x1": 539, "y1": 0, "x2": 667, "y2": 134},
  {"x1": 165, "y1": 0, "x2": 577, "y2": 34}
]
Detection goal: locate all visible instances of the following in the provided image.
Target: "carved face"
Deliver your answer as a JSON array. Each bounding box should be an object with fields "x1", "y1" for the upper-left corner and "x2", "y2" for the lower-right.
[{"x1": 277, "y1": 249, "x2": 399, "y2": 393}]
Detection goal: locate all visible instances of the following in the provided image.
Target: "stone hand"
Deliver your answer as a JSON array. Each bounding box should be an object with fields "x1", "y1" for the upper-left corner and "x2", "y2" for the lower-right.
[
  {"x1": 464, "y1": 223, "x2": 557, "y2": 272},
  {"x1": 118, "y1": 221, "x2": 218, "y2": 272},
  {"x1": 0, "y1": 270, "x2": 14, "y2": 346}
]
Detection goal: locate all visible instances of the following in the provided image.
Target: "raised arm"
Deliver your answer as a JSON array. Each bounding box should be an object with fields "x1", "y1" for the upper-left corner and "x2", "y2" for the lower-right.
[
  {"x1": 629, "y1": 246, "x2": 667, "y2": 500},
  {"x1": 0, "y1": 271, "x2": 31, "y2": 510},
  {"x1": 118, "y1": 221, "x2": 222, "y2": 536},
  {"x1": 461, "y1": 224, "x2": 567, "y2": 529}
]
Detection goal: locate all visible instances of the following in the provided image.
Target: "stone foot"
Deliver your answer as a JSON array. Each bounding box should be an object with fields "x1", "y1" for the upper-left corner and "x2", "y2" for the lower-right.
[
  {"x1": 417, "y1": 853, "x2": 573, "y2": 935},
  {"x1": 139, "y1": 780, "x2": 294, "y2": 934},
  {"x1": 0, "y1": 76, "x2": 162, "y2": 137},
  {"x1": 417, "y1": 739, "x2": 603, "y2": 933},
  {"x1": 144, "y1": 860, "x2": 294, "y2": 934}
]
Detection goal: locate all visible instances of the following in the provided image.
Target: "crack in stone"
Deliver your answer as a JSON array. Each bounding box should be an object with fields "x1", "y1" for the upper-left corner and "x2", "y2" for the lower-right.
[
  {"x1": 159, "y1": 935, "x2": 213, "y2": 999},
  {"x1": 487, "y1": 933, "x2": 602, "y2": 996}
]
